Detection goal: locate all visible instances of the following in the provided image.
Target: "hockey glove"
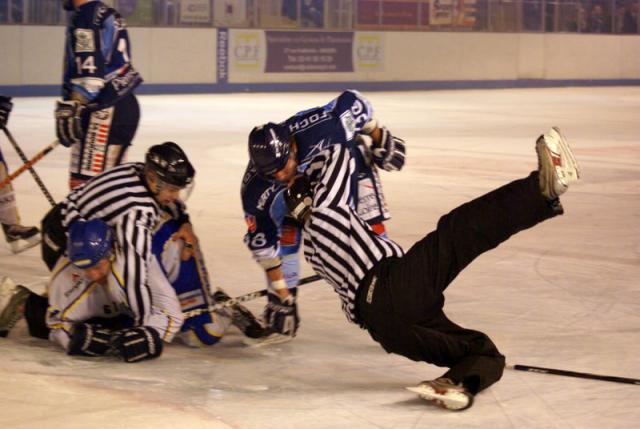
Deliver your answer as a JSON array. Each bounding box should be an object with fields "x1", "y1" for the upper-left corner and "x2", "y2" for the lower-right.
[
  {"x1": 370, "y1": 126, "x2": 406, "y2": 172},
  {"x1": 55, "y1": 100, "x2": 86, "y2": 147},
  {"x1": 285, "y1": 175, "x2": 313, "y2": 223},
  {"x1": 0, "y1": 95, "x2": 12, "y2": 128},
  {"x1": 67, "y1": 323, "x2": 114, "y2": 357},
  {"x1": 263, "y1": 289, "x2": 299, "y2": 337},
  {"x1": 112, "y1": 326, "x2": 163, "y2": 363}
]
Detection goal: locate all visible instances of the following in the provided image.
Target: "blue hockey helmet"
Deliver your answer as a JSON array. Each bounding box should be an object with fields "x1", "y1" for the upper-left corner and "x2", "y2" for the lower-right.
[
  {"x1": 248, "y1": 123, "x2": 291, "y2": 178},
  {"x1": 145, "y1": 142, "x2": 195, "y2": 188},
  {"x1": 68, "y1": 219, "x2": 114, "y2": 269}
]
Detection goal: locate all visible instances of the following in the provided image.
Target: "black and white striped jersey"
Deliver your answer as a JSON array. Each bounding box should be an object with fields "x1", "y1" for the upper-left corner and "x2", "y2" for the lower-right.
[
  {"x1": 60, "y1": 162, "x2": 161, "y2": 325},
  {"x1": 302, "y1": 144, "x2": 404, "y2": 323}
]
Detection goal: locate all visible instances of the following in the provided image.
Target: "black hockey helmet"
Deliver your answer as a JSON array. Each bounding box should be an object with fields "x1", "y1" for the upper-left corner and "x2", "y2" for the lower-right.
[
  {"x1": 145, "y1": 142, "x2": 195, "y2": 188},
  {"x1": 248, "y1": 123, "x2": 291, "y2": 178}
]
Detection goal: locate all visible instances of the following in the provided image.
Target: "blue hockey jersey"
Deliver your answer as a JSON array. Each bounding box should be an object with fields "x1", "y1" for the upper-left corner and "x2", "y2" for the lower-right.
[
  {"x1": 241, "y1": 90, "x2": 402, "y2": 264},
  {"x1": 62, "y1": 0, "x2": 142, "y2": 108}
]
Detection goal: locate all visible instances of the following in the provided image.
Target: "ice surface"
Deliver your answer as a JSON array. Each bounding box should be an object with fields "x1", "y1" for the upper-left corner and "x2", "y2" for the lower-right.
[{"x1": 1, "y1": 87, "x2": 639, "y2": 428}]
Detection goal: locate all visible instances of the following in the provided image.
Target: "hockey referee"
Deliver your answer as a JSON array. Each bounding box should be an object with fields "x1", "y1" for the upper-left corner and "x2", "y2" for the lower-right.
[{"x1": 283, "y1": 127, "x2": 580, "y2": 411}]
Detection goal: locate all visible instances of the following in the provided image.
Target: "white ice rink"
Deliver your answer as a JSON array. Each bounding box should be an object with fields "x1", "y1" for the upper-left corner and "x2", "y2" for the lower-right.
[{"x1": 0, "y1": 87, "x2": 639, "y2": 428}]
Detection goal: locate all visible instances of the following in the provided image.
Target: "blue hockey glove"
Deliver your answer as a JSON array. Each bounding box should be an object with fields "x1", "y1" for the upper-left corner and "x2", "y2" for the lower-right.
[
  {"x1": 0, "y1": 95, "x2": 12, "y2": 128},
  {"x1": 55, "y1": 100, "x2": 86, "y2": 147},
  {"x1": 263, "y1": 289, "x2": 299, "y2": 337}
]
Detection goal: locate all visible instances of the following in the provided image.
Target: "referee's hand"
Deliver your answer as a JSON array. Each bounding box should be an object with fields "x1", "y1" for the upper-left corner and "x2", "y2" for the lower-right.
[{"x1": 173, "y1": 222, "x2": 198, "y2": 261}]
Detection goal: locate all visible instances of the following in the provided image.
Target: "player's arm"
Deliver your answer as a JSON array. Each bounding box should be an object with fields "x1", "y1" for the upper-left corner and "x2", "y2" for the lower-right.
[{"x1": 333, "y1": 90, "x2": 406, "y2": 172}]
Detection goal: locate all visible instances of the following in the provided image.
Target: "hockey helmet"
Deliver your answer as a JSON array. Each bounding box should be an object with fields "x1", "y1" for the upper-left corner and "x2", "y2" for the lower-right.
[
  {"x1": 145, "y1": 142, "x2": 195, "y2": 188},
  {"x1": 68, "y1": 219, "x2": 114, "y2": 269},
  {"x1": 248, "y1": 123, "x2": 291, "y2": 178}
]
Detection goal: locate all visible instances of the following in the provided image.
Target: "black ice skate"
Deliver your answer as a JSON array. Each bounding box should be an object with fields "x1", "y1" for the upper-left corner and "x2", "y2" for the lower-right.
[
  {"x1": 212, "y1": 289, "x2": 266, "y2": 338},
  {"x1": 2, "y1": 223, "x2": 41, "y2": 254},
  {"x1": 407, "y1": 377, "x2": 474, "y2": 411},
  {"x1": 0, "y1": 277, "x2": 30, "y2": 337}
]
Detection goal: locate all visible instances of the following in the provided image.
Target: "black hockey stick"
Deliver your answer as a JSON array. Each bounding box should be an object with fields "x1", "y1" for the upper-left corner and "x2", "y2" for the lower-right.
[
  {"x1": 1, "y1": 127, "x2": 57, "y2": 206},
  {"x1": 507, "y1": 364, "x2": 640, "y2": 386},
  {"x1": 183, "y1": 274, "x2": 322, "y2": 318}
]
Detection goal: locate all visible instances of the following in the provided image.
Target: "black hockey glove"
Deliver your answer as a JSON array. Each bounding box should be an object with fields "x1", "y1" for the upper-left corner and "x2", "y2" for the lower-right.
[
  {"x1": 55, "y1": 100, "x2": 86, "y2": 147},
  {"x1": 284, "y1": 175, "x2": 313, "y2": 223},
  {"x1": 263, "y1": 289, "x2": 299, "y2": 337},
  {"x1": 112, "y1": 326, "x2": 163, "y2": 363},
  {"x1": 67, "y1": 323, "x2": 114, "y2": 357},
  {"x1": 370, "y1": 126, "x2": 406, "y2": 172},
  {"x1": 0, "y1": 95, "x2": 12, "y2": 128}
]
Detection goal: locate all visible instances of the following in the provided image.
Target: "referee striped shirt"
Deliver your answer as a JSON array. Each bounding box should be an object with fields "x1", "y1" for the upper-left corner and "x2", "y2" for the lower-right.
[
  {"x1": 302, "y1": 145, "x2": 404, "y2": 323},
  {"x1": 61, "y1": 162, "x2": 161, "y2": 325}
]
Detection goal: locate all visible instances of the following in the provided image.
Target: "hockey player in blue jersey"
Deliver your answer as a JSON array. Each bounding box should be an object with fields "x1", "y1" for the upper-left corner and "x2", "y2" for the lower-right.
[
  {"x1": 55, "y1": 0, "x2": 143, "y2": 189},
  {"x1": 242, "y1": 90, "x2": 406, "y2": 343}
]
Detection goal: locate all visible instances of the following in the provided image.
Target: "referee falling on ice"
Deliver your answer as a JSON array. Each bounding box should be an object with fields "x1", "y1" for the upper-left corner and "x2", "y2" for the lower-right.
[{"x1": 277, "y1": 126, "x2": 580, "y2": 411}]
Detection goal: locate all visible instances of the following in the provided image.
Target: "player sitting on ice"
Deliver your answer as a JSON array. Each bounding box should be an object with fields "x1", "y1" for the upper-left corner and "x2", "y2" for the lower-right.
[
  {"x1": 242, "y1": 90, "x2": 406, "y2": 344},
  {"x1": 0, "y1": 95, "x2": 40, "y2": 253}
]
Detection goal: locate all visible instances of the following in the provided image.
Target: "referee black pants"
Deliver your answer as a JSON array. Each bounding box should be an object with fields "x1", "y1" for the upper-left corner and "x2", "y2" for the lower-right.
[{"x1": 355, "y1": 172, "x2": 561, "y2": 394}]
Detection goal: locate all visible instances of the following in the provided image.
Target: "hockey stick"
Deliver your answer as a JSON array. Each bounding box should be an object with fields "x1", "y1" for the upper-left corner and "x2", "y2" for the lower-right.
[
  {"x1": 0, "y1": 137, "x2": 59, "y2": 198},
  {"x1": 1, "y1": 127, "x2": 56, "y2": 206},
  {"x1": 507, "y1": 364, "x2": 640, "y2": 386},
  {"x1": 183, "y1": 274, "x2": 322, "y2": 318}
]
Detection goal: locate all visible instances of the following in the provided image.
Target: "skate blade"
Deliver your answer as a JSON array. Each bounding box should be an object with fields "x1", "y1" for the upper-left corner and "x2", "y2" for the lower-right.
[{"x1": 8, "y1": 235, "x2": 41, "y2": 254}]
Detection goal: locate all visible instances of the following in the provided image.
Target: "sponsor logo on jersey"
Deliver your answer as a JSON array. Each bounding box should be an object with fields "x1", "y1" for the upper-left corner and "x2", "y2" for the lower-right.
[
  {"x1": 245, "y1": 215, "x2": 257, "y2": 233},
  {"x1": 257, "y1": 184, "x2": 277, "y2": 211},
  {"x1": 74, "y1": 29, "x2": 95, "y2": 53}
]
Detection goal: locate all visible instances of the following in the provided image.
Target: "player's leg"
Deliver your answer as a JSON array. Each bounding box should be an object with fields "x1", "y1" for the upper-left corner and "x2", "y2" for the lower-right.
[
  {"x1": 0, "y1": 148, "x2": 40, "y2": 253},
  {"x1": 399, "y1": 127, "x2": 580, "y2": 298},
  {"x1": 0, "y1": 276, "x2": 49, "y2": 339},
  {"x1": 68, "y1": 94, "x2": 139, "y2": 189}
]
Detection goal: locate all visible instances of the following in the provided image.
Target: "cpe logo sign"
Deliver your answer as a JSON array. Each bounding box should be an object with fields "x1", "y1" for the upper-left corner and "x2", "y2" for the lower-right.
[
  {"x1": 232, "y1": 31, "x2": 261, "y2": 70},
  {"x1": 180, "y1": 0, "x2": 211, "y2": 24},
  {"x1": 355, "y1": 33, "x2": 383, "y2": 70}
]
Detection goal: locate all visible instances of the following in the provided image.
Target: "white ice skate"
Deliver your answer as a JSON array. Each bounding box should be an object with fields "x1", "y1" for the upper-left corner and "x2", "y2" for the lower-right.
[
  {"x1": 407, "y1": 377, "x2": 474, "y2": 411},
  {"x1": 2, "y1": 223, "x2": 41, "y2": 254},
  {"x1": 0, "y1": 276, "x2": 30, "y2": 337},
  {"x1": 536, "y1": 127, "x2": 581, "y2": 200}
]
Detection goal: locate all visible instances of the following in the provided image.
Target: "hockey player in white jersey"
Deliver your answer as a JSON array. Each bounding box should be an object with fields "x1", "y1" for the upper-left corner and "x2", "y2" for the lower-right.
[
  {"x1": 0, "y1": 95, "x2": 41, "y2": 253},
  {"x1": 46, "y1": 219, "x2": 181, "y2": 361}
]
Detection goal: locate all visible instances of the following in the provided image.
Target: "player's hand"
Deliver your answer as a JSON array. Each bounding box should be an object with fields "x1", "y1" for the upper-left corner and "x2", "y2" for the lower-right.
[
  {"x1": 0, "y1": 95, "x2": 12, "y2": 128},
  {"x1": 55, "y1": 100, "x2": 86, "y2": 147},
  {"x1": 263, "y1": 289, "x2": 299, "y2": 337},
  {"x1": 173, "y1": 222, "x2": 197, "y2": 261}
]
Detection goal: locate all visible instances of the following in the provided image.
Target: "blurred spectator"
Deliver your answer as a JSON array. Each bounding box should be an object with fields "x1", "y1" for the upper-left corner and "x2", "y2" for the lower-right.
[
  {"x1": 622, "y1": 1, "x2": 639, "y2": 33},
  {"x1": 0, "y1": 0, "x2": 23, "y2": 24},
  {"x1": 523, "y1": 0, "x2": 544, "y2": 32},
  {"x1": 587, "y1": 4, "x2": 610, "y2": 33},
  {"x1": 569, "y1": 2, "x2": 588, "y2": 32}
]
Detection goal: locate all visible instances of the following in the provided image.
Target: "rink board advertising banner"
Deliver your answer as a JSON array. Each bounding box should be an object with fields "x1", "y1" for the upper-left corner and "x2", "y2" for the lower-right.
[
  {"x1": 217, "y1": 28, "x2": 229, "y2": 83},
  {"x1": 265, "y1": 31, "x2": 354, "y2": 73}
]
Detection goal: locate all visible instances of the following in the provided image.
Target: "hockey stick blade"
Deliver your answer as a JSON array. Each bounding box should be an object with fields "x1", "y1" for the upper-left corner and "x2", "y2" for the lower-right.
[
  {"x1": 507, "y1": 364, "x2": 640, "y2": 386},
  {"x1": 183, "y1": 274, "x2": 322, "y2": 318}
]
